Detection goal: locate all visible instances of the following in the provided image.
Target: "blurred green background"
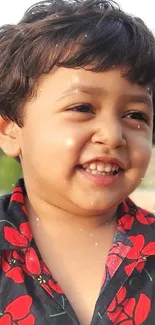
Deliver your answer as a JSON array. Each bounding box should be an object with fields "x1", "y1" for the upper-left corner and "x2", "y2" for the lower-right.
[{"x1": 0, "y1": 150, "x2": 22, "y2": 194}]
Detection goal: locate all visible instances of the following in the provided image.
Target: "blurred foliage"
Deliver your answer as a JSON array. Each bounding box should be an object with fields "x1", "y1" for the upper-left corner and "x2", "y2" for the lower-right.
[{"x1": 0, "y1": 150, "x2": 22, "y2": 194}]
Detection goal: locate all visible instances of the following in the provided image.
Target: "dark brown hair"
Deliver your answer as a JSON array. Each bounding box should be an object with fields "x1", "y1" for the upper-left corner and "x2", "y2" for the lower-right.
[{"x1": 0, "y1": 0, "x2": 155, "y2": 126}]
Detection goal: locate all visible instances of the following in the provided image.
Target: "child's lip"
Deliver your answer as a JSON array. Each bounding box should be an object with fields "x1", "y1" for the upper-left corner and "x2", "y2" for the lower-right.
[
  {"x1": 79, "y1": 155, "x2": 126, "y2": 170},
  {"x1": 77, "y1": 166, "x2": 124, "y2": 186}
]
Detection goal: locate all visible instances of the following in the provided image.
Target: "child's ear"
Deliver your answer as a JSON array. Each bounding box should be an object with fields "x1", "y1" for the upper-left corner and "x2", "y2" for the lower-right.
[{"x1": 0, "y1": 117, "x2": 21, "y2": 157}]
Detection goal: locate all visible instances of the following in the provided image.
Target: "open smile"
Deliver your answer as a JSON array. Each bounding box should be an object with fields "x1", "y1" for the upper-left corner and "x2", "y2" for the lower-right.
[{"x1": 76, "y1": 163, "x2": 124, "y2": 186}]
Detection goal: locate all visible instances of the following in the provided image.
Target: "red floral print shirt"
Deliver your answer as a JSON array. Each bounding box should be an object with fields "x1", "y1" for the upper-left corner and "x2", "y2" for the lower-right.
[{"x1": 0, "y1": 178, "x2": 155, "y2": 325}]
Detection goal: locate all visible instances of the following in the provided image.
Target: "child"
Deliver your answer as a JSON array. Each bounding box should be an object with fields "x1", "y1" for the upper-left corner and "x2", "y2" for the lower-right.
[{"x1": 0, "y1": 0, "x2": 155, "y2": 324}]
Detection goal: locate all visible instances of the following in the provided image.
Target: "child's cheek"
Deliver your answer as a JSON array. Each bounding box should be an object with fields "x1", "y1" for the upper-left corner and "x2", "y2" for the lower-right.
[{"x1": 64, "y1": 137, "x2": 76, "y2": 149}]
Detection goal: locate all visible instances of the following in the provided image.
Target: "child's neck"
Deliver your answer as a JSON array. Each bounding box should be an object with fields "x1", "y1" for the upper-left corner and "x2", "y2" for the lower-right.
[
  {"x1": 25, "y1": 194, "x2": 118, "y2": 232},
  {"x1": 25, "y1": 194, "x2": 117, "y2": 325}
]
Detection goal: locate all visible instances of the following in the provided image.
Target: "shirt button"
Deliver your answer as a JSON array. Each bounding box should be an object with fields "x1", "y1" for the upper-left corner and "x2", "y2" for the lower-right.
[{"x1": 128, "y1": 276, "x2": 142, "y2": 291}]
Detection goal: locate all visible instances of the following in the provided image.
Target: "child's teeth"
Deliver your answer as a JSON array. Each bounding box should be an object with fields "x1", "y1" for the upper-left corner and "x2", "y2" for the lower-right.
[
  {"x1": 82, "y1": 162, "x2": 120, "y2": 174},
  {"x1": 97, "y1": 164, "x2": 105, "y2": 172},
  {"x1": 112, "y1": 164, "x2": 117, "y2": 171},
  {"x1": 104, "y1": 164, "x2": 112, "y2": 172},
  {"x1": 85, "y1": 168, "x2": 91, "y2": 173},
  {"x1": 91, "y1": 170, "x2": 98, "y2": 175},
  {"x1": 89, "y1": 163, "x2": 97, "y2": 170}
]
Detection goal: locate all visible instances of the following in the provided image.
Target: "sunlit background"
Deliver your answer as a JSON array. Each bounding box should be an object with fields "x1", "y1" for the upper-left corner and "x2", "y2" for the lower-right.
[{"x1": 0, "y1": 0, "x2": 155, "y2": 211}]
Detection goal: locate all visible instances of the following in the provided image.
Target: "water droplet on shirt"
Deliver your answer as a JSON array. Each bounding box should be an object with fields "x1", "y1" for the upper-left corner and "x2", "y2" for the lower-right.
[{"x1": 84, "y1": 34, "x2": 88, "y2": 38}]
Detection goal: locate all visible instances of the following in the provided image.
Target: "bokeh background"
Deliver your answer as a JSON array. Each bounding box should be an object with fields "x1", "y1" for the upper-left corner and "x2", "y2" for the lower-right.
[{"x1": 0, "y1": 0, "x2": 155, "y2": 211}]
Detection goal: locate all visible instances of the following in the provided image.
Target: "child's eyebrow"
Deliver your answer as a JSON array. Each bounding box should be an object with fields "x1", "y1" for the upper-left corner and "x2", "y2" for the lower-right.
[
  {"x1": 57, "y1": 85, "x2": 153, "y2": 108},
  {"x1": 121, "y1": 94, "x2": 153, "y2": 108},
  {"x1": 57, "y1": 85, "x2": 108, "y2": 100}
]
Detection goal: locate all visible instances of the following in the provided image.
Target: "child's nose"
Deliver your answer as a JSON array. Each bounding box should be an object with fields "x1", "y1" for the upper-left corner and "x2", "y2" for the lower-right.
[{"x1": 91, "y1": 118, "x2": 126, "y2": 149}]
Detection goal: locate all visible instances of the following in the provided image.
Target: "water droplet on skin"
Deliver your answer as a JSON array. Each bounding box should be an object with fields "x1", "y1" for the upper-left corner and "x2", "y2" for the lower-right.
[
  {"x1": 36, "y1": 217, "x2": 40, "y2": 227},
  {"x1": 56, "y1": 44, "x2": 58, "y2": 47},
  {"x1": 137, "y1": 125, "x2": 140, "y2": 129},
  {"x1": 80, "y1": 229, "x2": 83, "y2": 232},
  {"x1": 90, "y1": 234, "x2": 93, "y2": 237},
  {"x1": 141, "y1": 177, "x2": 144, "y2": 181},
  {"x1": 65, "y1": 138, "x2": 75, "y2": 148},
  {"x1": 90, "y1": 201, "x2": 94, "y2": 205},
  {"x1": 95, "y1": 242, "x2": 98, "y2": 246}
]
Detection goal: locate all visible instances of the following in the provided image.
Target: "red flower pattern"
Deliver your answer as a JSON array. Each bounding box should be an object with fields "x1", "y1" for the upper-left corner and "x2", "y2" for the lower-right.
[
  {"x1": 120, "y1": 199, "x2": 155, "y2": 230},
  {"x1": 1, "y1": 250, "x2": 24, "y2": 283},
  {"x1": 125, "y1": 234, "x2": 155, "y2": 275},
  {"x1": 11, "y1": 187, "x2": 27, "y2": 215},
  {"x1": 106, "y1": 241, "x2": 131, "y2": 278},
  {"x1": 107, "y1": 288, "x2": 151, "y2": 325},
  {"x1": 24, "y1": 247, "x2": 63, "y2": 296},
  {"x1": 0, "y1": 295, "x2": 34, "y2": 324},
  {"x1": 4, "y1": 222, "x2": 32, "y2": 248}
]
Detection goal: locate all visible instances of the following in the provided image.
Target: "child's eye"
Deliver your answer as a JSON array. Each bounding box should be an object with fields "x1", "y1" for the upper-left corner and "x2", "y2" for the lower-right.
[
  {"x1": 68, "y1": 104, "x2": 94, "y2": 113},
  {"x1": 124, "y1": 111, "x2": 149, "y2": 123}
]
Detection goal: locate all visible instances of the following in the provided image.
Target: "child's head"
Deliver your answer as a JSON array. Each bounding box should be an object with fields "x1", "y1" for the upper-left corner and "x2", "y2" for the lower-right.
[{"x1": 0, "y1": 0, "x2": 155, "y2": 216}]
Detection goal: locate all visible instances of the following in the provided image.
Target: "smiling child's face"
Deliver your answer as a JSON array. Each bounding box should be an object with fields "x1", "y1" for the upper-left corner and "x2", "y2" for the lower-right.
[{"x1": 13, "y1": 67, "x2": 153, "y2": 216}]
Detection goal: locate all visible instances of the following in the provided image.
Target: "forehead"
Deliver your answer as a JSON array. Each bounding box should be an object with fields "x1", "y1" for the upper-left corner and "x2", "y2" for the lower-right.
[{"x1": 36, "y1": 67, "x2": 152, "y2": 102}]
